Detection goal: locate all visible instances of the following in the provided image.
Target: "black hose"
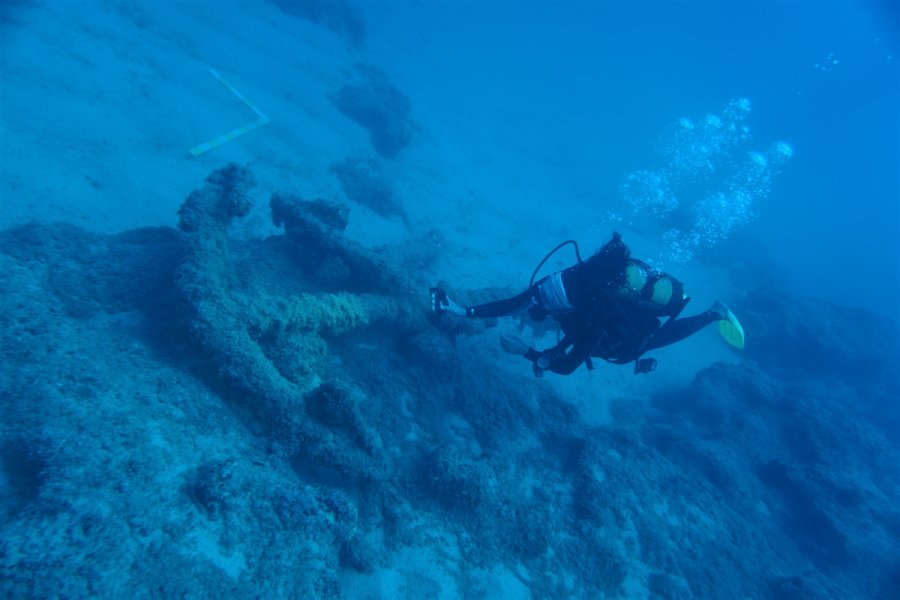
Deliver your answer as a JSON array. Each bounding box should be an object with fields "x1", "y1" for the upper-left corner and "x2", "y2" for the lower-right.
[{"x1": 529, "y1": 240, "x2": 582, "y2": 287}]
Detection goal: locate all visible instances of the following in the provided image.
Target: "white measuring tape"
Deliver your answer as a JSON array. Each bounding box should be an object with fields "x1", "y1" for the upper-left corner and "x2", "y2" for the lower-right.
[{"x1": 189, "y1": 68, "x2": 270, "y2": 156}]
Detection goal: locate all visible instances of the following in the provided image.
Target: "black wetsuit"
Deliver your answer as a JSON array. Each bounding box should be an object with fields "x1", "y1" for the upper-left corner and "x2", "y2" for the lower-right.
[
  {"x1": 466, "y1": 235, "x2": 629, "y2": 319},
  {"x1": 524, "y1": 299, "x2": 719, "y2": 375},
  {"x1": 465, "y1": 235, "x2": 719, "y2": 375}
]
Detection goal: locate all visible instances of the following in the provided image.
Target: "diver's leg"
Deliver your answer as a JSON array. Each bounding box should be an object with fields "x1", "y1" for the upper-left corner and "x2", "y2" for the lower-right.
[{"x1": 643, "y1": 310, "x2": 719, "y2": 351}]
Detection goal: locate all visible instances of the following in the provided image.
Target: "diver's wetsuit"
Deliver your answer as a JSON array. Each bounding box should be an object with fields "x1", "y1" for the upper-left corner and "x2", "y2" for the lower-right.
[
  {"x1": 466, "y1": 234, "x2": 630, "y2": 319},
  {"x1": 522, "y1": 307, "x2": 720, "y2": 375},
  {"x1": 463, "y1": 234, "x2": 720, "y2": 375}
]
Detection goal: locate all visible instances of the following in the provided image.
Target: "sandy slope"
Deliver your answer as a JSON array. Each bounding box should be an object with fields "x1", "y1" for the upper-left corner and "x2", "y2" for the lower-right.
[{"x1": 0, "y1": 0, "x2": 742, "y2": 416}]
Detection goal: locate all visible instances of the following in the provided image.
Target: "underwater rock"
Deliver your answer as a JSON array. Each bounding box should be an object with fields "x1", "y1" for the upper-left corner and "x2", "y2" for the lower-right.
[
  {"x1": 767, "y1": 573, "x2": 832, "y2": 600},
  {"x1": 176, "y1": 165, "x2": 389, "y2": 403},
  {"x1": 645, "y1": 359, "x2": 900, "y2": 593},
  {"x1": 743, "y1": 286, "x2": 900, "y2": 385},
  {"x1": 329, "y1": 157, "x2": 409, "y2": 226},
  {"x1": 330, "y1": 64, "x2": 413, "y2": 159},
  {"x1": 741, "y1": 285, "x2": 900, "y2": 446},
  {"x1": 274, "y1": 194, "x2": 351, "y2": 233},
  {"x1": 172, "y1": 164, "x2": 429, "y2": 493},
  {"x1": 424, "y1": 445, "x2": 498, "y2": 513},
  {"x1": 267, "y1": 0, "x2": 366, "y2": 46},
  {"x1": 5, "y1": 160, "x2": 896, "y2": 598},
  {"x1": 455, "y1": 367, "x2": 540, "y2": 452},
  {"x1": 0, "y1": 438, "x2": 46, "y2": 518},
  {"x1": 306, "y1": 379, "x2": 382, "y2": 457},
  {"x1": 270, "y1": 190, "x2": 413, "y2": 299},
  {"x1": 0, "y1": 222, "x2": 184, "y2": 320},
  {"x1": 185, "y1": 458, "x2": 238, "y2": 518},
  {"x1": 175, "y1": 164, "x2": 308, "y2": 410},
  {"x1": 399, "y1": 330, "x2": 460, "y2": 386},
  {"x1": 177, "y1": 163, "x2": 256, "y2": 233}
]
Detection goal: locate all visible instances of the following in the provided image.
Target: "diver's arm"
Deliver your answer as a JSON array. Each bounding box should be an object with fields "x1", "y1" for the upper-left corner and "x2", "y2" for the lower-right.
[
  {"x1": 525, "y1": 337, "x2": 595, "y2": 376},
  {"x1": 432, "y1": 287, "x2": 535, "y2": 318},
  {"x1": 466, "y1": 288, "x2": 535, "y2": 318}
]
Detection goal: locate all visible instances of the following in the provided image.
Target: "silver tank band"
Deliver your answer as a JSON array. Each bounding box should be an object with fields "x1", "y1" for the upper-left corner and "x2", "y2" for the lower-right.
[{"x1": 536, "y1": 272, "x2": 573, "y2": 313}]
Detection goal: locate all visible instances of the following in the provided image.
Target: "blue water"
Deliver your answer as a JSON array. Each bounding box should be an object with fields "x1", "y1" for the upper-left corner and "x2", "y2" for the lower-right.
[
  {"x1": 366, "y1": 0, "x2": 900, "y2": 319},
  {"x1": 1, "y1": 1, "x2": 899, "y2": 599}
]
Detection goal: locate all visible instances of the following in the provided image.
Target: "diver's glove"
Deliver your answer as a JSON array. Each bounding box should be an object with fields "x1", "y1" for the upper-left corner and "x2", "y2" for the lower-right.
[
  {"x1": 633, "y1": 357, "x2": 658, "y2": 374},
  {"x1": 430, "y1": 287, "x2": 466, "y2": 317},
  {"x1": 501, "y1": 333, "x2": 548, "y2": 375},
  {"x1": 501, "y1": 333, "x2": 548, "y2": 376},
  {"x1": 500, "y1": 333, "x2": 530, "y2": 356}
]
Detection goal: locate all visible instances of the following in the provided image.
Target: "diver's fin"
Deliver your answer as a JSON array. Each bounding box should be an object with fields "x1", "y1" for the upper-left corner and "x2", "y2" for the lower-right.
[{"x1": 715, "y1": 304, "x2": 745, "y2": 349}]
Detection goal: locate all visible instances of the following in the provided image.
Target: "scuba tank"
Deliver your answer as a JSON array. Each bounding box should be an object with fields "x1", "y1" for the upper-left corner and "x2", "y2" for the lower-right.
[
  {"x1": 529, "y1": 234, "x2": 691, "y2": 375},
  {"x1": 529, "y1": 239, "x2": 582, "y2": 287}
]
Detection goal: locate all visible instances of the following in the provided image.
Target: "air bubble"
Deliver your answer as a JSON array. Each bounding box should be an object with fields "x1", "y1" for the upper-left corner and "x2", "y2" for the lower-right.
[
  {"x1": 773, "y1": 141, "x2": 793, "y2": 158},
  {"x1": 620, "y1": 98, "x2": 791, "y2": 263},
  {"x1": 749, "y1": 151, "x2": 767, "y2": 167}
]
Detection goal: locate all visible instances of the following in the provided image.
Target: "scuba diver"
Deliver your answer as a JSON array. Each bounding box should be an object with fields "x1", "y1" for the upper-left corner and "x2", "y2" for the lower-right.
[{"x1": 430, "y1": 232, "x2": 744, "y2": 377}]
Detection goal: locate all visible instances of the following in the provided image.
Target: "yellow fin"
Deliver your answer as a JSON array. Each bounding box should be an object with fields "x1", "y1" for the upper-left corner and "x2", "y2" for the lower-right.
[{"x1": 718, "y1": 309, "x2": 745, "y2": 349}]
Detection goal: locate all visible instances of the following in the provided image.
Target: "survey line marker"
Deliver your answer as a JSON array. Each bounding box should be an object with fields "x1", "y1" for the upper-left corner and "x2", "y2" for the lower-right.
[{"x1": 189, "y1": 68, "x2": 270, "y2": 156}]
